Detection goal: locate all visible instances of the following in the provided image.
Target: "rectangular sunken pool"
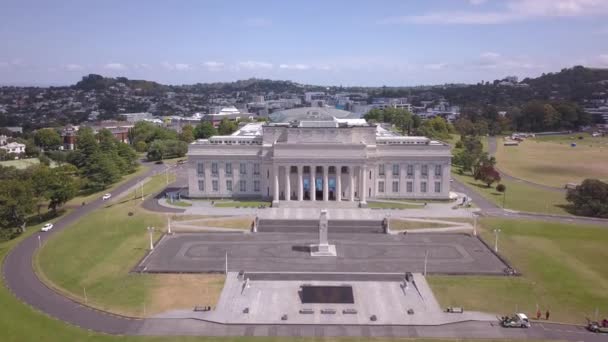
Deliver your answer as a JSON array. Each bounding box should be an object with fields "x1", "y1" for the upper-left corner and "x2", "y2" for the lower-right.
[{"x1": 300, "y1": 285, "x2": 354, "y2": 304}]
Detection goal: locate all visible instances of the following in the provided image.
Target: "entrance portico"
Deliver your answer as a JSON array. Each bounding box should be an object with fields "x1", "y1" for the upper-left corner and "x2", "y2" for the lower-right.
[{"x1": 272, "y1": 164, "x2": 363, "y2": 207}]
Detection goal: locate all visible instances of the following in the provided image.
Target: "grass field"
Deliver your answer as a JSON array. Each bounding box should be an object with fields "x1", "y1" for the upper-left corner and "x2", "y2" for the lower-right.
[
  {"x1": 214, "y1": 200, "x2": 271, "y2": 208},
  {"x1": 367, "y1": 201, "x2": 423, "y2": 209},
  {"x1": 0, "y1": 157, "x2": 42, "y2": 169},
  {"x1": 36, "y1": 173, "x2": 226, "y2": 317},
  {"x1": 389, "y1": 219, "x2": 466, "y2": 230},
  {"x1": 496, "y1": 133, "x2": 608, "y2": 188},
  {"x1": 451, "y1": 171, "x2": 570, "y2": 215},
  {"x1": 428, "y1": 218, "x2": 608, "y2": 324}
]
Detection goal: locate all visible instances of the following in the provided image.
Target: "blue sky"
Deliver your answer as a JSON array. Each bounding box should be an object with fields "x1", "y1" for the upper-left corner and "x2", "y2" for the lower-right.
[{"x1": 1, "y1": 0, "x2": 607, "y2": 86}]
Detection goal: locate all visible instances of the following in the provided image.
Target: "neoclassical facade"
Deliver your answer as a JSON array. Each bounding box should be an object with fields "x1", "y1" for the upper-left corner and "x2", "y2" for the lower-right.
[{"x1": 187, "y1": 108, "x2": 452, "y2": 206}]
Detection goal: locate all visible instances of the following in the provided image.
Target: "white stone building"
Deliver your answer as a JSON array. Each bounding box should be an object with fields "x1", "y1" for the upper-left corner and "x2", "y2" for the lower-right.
[
  {"x1": 187, "y1": 107, "x2": 451, "y2": 206},
  {"x1": 0, "y1": 142, "x2": 26, "y2": 154}
]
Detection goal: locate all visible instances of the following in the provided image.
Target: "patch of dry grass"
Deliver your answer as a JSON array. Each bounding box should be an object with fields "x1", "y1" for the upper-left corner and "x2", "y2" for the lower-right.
[{"x1": 148, "y1": 274, "x2": 225, "y2": 315}]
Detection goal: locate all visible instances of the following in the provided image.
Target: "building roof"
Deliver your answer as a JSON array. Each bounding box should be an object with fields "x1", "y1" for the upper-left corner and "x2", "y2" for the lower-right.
[{"x1": 269, "y1": 107, "x2": 359, "y2": 123}]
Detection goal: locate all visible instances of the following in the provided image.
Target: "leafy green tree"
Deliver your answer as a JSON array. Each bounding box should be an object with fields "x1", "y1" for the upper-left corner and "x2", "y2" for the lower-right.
[
  {"x1": 566, "y1": 179, "x2": 608, "y2": 218},
  {"x1": 392, "y1": 110, "x2": 413, "y2": 135},
  {"x1": 194, "y1": 122, "x2": 217, "y2": 139},
  {"x1": 116, "y1": 142, "x2": 138, "y2": 173},
  {"x1": 542, "y1": 104, "x2": 561, "y2": 130},
  {"x1": 418, "y1": 117, "x2": 451, "y2": 140},
  {"x1": 179, "y1": 124, "x2": 195, "y2": 143},
  {"x1": 34, "y1": 128, "x2": 62, "y2": 151},
  {"x1": 84, "y1": 152, "x2": 121, "y2": 190},
  {"x1": 46, "y1": 165, "x2": 79, "y2": 213},
  {"x1": 146, "y1": 139, "x2": 188, "y2": 161},
  {"x1": 218, "y1": 119, "x2": 238, "y2": 135},
  {"x1": 0, "y1": 179, "x2": 35, "y2": 233}
]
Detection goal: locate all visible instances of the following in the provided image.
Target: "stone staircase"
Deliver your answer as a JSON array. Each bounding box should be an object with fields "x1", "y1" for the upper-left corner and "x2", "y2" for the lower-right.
[{"x1": 257, "y1": 219, "x2": 384, "y2": 234}]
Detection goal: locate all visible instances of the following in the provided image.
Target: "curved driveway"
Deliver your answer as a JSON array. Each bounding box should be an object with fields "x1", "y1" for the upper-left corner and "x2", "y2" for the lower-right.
[{"x1": 2, "y1": 162, "x2": 606, "y2": 340}]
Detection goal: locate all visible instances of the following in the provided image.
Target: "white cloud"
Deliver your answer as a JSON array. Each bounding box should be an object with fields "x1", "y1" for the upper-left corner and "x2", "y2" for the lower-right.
[
  {"x1": 475, "y1": 52, "x2": 541, "y2": 70},
  {"x1": 382, "y1": 0, "x2": 608, "y2": 25},
  {"x1": 203, "y1": 61, "x2": 225, "y2": 71},
  {"x1": 424, "y1": 63, "x2": 448, "y2": 70},
  {"x1": 592, "y1": 54, "x2": 608, "y2": 67},
  {"x1": 133, "y1": 63, "x2": 151, "y2": 69},
  {"x1": 236, "y1": 61, "x2": 273, "y2": 70},
  {"x1": 104, "y1": 63, "x2": 127, "y2": 70},
  {"x1": 279, "y1": 63, "x2": 311, "y2": 70},
  {"x1": 244, "y1": 17, "x2": 272, "y2": 27},
  {"x1": 161, "y1": 62, "x2": 191, "y2": 71},
  {"x1": 64, "y1": 64, "x2": 84, "y2": 71}
]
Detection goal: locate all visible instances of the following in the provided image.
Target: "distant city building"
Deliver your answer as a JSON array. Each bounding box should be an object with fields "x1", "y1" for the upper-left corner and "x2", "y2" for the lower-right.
[
  {"x1": 61, "y1": 125, "x2": 79, "y2": 150},
  {"x1": 202, "y1": 106, "x2": 252, "y2": 128},
  {"x1": 0, "y1": 135, "x2": 7, "y2": 146},
  {"x1": 119, "y1": 112, "x2": 153, "y2": 123},
  {"x1": 0, "y1": 142, "x2": 26, "y2": 154}
]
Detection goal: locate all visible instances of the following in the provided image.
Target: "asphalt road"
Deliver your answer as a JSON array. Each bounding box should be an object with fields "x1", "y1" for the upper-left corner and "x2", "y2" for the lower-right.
[{"x1": 2, "y1": 161, "x2": 606, "y2": 340}]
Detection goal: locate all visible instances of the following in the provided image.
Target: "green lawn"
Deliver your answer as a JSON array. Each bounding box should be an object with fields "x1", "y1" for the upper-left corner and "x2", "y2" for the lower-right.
[
  {"x1": 214, "y1": 200, "x2": 271, "y2": 208},
  {"x1": 0, "y1": 157, "x2": 42, "y2": 169},
  {"x1": 428, "y1": 218, "x2": 608, "y2": 324},
  {"x1": 452, "y1": 171, "x2": 570, "y2": 215},
  {"x1": 389, "y1": 219, "x2": 460, "y2": 230},
  {"x1": 495, "y1": 133, "x2": 608, "y2": 188},
  {"x1": 171, "y1": 200, "x2": 193, "y2": 207},
  {"x1": 367, "y1": 201, "x2": 423, "y2": 209}
]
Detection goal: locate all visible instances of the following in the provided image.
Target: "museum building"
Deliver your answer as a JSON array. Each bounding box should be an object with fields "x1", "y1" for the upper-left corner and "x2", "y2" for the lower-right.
[{"x1": 187, "y1": 107, "x2": 452, "y2": 206}]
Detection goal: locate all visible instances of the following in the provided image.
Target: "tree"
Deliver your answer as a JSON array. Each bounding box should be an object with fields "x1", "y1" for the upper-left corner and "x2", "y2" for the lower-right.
[
  {"x1": 496, "y1": 183, "x2": 506, "y2": 192},
  {"x1": 46, "y1": 165, "x2": 79, "y2": 213},
  {"x1": 179, "y1": 124, "x2": 195, "y2": 143},
  {"x1": 542, "y1": 104, "x2": 561, "y2": 130},
  {"x1": 147, "y1": 139, "x2": 188, "y2": 161},
  {"x1": 194, "y1": 122, "x2": 217, "y2": 139},
  {"x1": 392, "y1": 110, "x2": 413, "y2": 135},
  {"x1": 418, "y1": 117, "x2": 451, "y2": 140},
  {"x1": 34, "y1": 128, "x2": 62, "y2": 151},
  {"x1": 0, "y1": 179, "x2": 35, "y2": 233},
  {"x1": 474, "y1": 164, "x2": 501, "y2": 188},
  {"x1": 566, "y1": 179, "x2": 608, "y2": 218},
  {"x1": 84, "y1": 152, "x2": 121, "y2": 190},
  {"x1": 218, "y1": 119, "x2": 238, "y2": 135}
]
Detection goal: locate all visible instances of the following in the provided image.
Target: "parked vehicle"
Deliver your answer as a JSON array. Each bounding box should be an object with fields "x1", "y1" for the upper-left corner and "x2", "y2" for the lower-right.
[
  {"x1": 102, "y1": 193, "x2": 112, "y2": 200},
  {"x1": 587, "y1": 319, "x2": 608, "y2": 333},
  {"x1": 41, "y1": 223, "x2": 54, "y2": 232},
  {"x1": 500, "y1": 313, "x2": 530, "y2": 328}
]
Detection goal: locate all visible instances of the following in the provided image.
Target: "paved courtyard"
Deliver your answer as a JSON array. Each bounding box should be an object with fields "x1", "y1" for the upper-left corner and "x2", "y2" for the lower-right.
[
  {"x1": 139, "y1": 232, "x2": 508, "y2": 274},
  {"x1": 154, "y1": 272, "x2": 496, "y2": 325}
]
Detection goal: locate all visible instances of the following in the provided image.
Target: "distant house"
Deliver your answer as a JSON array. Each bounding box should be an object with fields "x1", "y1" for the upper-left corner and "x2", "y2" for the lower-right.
[
  {"x1": 0, "y1": 135, "x2": 7, "y2": 146},
  {"x1": 0, "y1": 142, "x2": 26, "y2": 155},
  {"x1": 61, "y1": 125, "x2": 79, "y2": 150},
  {"x1": 202, "y1": 106, "x2": 250, "y2": 128}
]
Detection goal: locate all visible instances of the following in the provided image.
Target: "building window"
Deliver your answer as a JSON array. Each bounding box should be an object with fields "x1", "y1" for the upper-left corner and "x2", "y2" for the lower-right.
[
  {"x1": 198, "y1": 180, "x2": 205, "y2": 191},
  {"x1": 211, "y1": 162, "x2": 218, "y2": 176},
  {"x1": 239, "y1": 180, "x2": 246, "y2": 192},
  {"x1": 378, "y1": 181, "x2": 385, "y2": 193},
  {"x1": 254, "y1": 180, "x2": 260, "y2": 192},
  {"x1": 240, "y1": 163, "x2": 247, "y2": 175},
  {"x1": 421, "y1": 165, "x2": 428, "y2": 177},
  {"x1": 254, "y1": 163, "x2": 260, "y2": 175},
  {"x1": 421, "y1": 182, "x2": 427, "y2": 193},
  {"x1": 407, "y1": 165, "x2": 414, "y2": 177},
  {"x1": 197, "y1": 162, "x2": 204, "y2": 176},
  {"x1": 226, "y1": 180, "x2": 232, "y2": 191},
  {"x1": 378, "y1": 164, "x2": 385, "y2": 176},
  {"x1": 225, "y1": 163, "x2": 232, "y2": 176},
  {"x1": 435, "y1": 165, "x2": 442, "y2": 177},
  {"x1": 392, "y1": 180, "x2": 399, "y2": 193},
  {"x1": 392, "y1": 164, "x2": 400, "y2": 176},
  {"x1": 435, "y1": 181, "x2": 441, "y2": 193},
  {"x1": 406, "y1": 181, "x2": 413, "y2": 193},
  {"x1": 212, "y1": 180, "x2": 219, "y2": 191}
]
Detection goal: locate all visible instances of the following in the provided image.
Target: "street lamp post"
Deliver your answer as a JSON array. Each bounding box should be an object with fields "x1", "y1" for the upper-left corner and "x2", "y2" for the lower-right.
[
  {"x1": 423, "y1": 249, "x2": 429, "y2": 276},
  {"x1": 141, "y1": 180, "x2": 145, "y2": 201},
  {"x1": 473, "y1": 214, "x2": 477, "y2": 236},
  {"x1": 38, "y1": 235, "x2": 41, "y2": 249},
  {"x1": 147, "y1": 226, "x2": 155, "y2": 250},
  {"x1": 493, "y1": 228, "x2": 501, "y2": 252},
  {"x1": 167, "y1": 215, "x2": 172, "y2": 235}
]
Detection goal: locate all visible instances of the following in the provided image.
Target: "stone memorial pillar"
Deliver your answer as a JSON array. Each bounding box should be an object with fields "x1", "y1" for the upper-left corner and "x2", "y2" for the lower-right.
[{"x1": 310, "y1": 209, "x2": 337, "y2": 256}]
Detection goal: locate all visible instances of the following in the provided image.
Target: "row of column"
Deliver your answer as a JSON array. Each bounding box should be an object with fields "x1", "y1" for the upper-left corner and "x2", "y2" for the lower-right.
[{"x1": 273, "y1": 165, "x2": 367, "y2": 203}]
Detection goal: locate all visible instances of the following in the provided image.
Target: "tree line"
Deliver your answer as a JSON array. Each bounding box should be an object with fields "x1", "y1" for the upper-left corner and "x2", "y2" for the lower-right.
[
  {"x1": 363, "y1": 108, "x2": 454, "y2": 141},
  {"x1": 0, "y1": 128, "x2": 139, "y2": 240}
]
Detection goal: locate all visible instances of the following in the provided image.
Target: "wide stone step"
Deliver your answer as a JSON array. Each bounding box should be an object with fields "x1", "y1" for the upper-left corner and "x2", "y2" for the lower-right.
[{"x1": 257, "y1": 219, "x2": 384, "y2": 233}]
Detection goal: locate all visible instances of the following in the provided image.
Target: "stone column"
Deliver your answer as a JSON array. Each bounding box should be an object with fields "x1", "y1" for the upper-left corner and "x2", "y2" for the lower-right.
[
  {"x1": 323, "y1": 165, "x2": 329, "y2": 201},
  {"x1": 350, "y1": 166, "x2": 355, "y2": 201},
  {"x1": 336, "y1": 166, "x2": 342, "y2": 201},
  {"x1": 273, "y1": 164, "x2": 279, "y2": 206},
  {"x1": 361, "y1": 165, "x2": 367, "y2": 205},
  {"x1": 310, "y1": 165, "x2": 316, "y2": 201},
  {"x1": 297, "y1": 165, "x2": 304, "y2": 201},
  {"x1": 284, "y1": 165, "x2": 291, "y2": 201}
]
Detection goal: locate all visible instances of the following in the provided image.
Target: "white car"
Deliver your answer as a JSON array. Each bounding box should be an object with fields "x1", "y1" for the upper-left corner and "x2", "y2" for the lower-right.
[
  {"x1": 41, "y1": 223, "x2": 54, "y2": 232},
  {"x1": 102, "y1": 193, "x2": 112, "y2": 201}
]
